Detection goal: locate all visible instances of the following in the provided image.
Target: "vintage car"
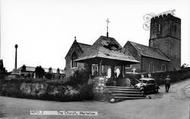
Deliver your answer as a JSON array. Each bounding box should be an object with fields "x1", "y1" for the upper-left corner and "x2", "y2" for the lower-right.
[{"x1": 135, "y1": 78, "x2": 159, "y2": 94}]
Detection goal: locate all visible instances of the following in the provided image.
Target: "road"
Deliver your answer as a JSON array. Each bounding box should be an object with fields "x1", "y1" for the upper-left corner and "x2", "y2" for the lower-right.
[{"x1": 0, "y1": 78, "x2": 190, "y2": 119}]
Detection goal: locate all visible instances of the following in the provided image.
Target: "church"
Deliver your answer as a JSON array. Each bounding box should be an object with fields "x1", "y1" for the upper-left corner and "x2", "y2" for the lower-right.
[{"x1": 65, "y1": 13, "x2": 181, "y2": 78}]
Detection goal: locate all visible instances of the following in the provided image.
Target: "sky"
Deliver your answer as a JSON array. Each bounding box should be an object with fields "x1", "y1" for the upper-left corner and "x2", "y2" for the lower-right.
[{"x1": 1, "y1": 0, "x2": 190, "y2": 71}]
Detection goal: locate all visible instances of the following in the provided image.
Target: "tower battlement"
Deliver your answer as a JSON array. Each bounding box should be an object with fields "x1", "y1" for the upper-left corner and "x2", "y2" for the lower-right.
[
  {"x1": 150, "y1": 13, "x2": 181, "y2": 40},
  {"x1": 151, "y1": 13, "x2": 181, "y2": 23}
]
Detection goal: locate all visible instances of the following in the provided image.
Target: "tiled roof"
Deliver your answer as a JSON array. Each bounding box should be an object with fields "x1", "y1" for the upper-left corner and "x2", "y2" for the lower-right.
[
  {"x1": 93, "y1": 36, "x2": 122, "y2": 50},
  {"x1": 75, "y1": 36, "x2": 139, "y2": 63},
  {"x1": 78, "y1": 42, "x2": 91, "y2": 53},
  {"x1": 128, "y1": 41, "x2": 170, "y2": 61},
  {"x1": 65, "y1": 40, "x2": 91, "y2": 58}
]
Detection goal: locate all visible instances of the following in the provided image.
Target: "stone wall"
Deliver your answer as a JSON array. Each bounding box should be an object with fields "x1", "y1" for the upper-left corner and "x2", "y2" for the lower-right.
[
  {"x1": 0, "y1": 79, "x2": 85, "y2": 101},
  {"x1": 125, "y1": 68, "x2": 190, "y2": 86}
]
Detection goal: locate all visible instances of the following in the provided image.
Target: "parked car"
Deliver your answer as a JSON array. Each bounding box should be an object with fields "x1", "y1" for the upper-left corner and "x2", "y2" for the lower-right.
[{"x1": 135, "y1": 78, "x2": 159, "y2": 94}]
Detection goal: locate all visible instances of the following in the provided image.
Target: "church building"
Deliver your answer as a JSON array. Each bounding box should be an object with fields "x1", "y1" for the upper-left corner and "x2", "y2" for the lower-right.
[
  {"x1": 64, "y1": 13, "x2": 181, "y2": 77},
  {"x1": 65, "y1": 37, "x2": 91, "y2": 77},
  {"x1": 124, "y1": 13, "x2": 181, "y2": 73}
]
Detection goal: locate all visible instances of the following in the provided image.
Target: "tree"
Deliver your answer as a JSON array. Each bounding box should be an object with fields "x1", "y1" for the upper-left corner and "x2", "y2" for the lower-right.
[
  {"x1": 48, "y1": 67, "x2": 52, "y2": 73},
  {"x1": 57, "y1": 68, "x2": 60, "y2": 74},
  {"x1": 35, "y1": 66, "x2": 45, "y2": 78},
  {"x1": 45, "y1": 67, "x2": 53, "y2": 79},
  {"x1": 21, "y1": 65, "x2": 26, "y2": 72},
  {"x1": 56, "y1": 68, "x2": 61, "y2": 79}
]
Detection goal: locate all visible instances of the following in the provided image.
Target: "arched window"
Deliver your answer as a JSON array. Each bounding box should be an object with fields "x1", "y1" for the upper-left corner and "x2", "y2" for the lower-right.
[
  {"x1": 174, "y1": 25, "x2": 177, "y2": 32},
  {"x1": 161, "y1": 64, "x2": 166, "y2": 71},
  {"x1": 71, "y1": 52, "x2": 77, "y2": 67},
  {"x1": 149, "y1": 62, "x2": 154, "y2": 73},
  {"x1": 158, "y1": 23, "x2": 161, "y2": 32}
]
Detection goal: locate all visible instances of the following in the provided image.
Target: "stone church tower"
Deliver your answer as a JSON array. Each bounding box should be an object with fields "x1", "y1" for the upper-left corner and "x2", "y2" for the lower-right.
[{"x1": 149, "y1": 13, "x2": 181, "y2": 70}]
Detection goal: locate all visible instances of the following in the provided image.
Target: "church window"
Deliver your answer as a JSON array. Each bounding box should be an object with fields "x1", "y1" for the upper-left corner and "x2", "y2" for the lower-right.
[
  {"x1": 71, "y1": 52, "x2": 77, "y2": 67},
  {"x1": 152, "y1": 24, "x2": 157, "y2": 34},
  {"x1": 161, "y1": 64, "x2": 166, "y2": 71},
  {"x1": 148, "y1": 63, "x2": 151, "y2": 73},
  {"x1": 152, "y1": 64, "x2": 155, "y2": 72},
  {"x1": 174, "y1": 25, "x2": 177, "y2": 32},
  {"x1": 149, "y1": 62, "x2": 154, "y2": 73},
  {"x1": 158, "y1": 24, "x2": 161, "y2": 32}
]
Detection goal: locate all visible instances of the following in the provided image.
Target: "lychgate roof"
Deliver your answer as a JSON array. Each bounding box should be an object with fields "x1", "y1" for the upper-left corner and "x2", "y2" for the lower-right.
[
  {"x1": 128, "y1": 41, "x2": 170, "y2": 61},
  {"x1": 92, "y1": 36, "x2": 122, "y2": 50},
  {"x1": 75, "y1": 36, "x2": 139, "y2": 64}
]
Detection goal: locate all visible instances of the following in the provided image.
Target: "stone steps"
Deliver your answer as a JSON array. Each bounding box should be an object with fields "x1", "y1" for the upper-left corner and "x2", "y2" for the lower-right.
[
  {"x1": 111, "y1": 93, "x2": 144, "y2": 96},
  {"x1": 105, "y1": 86, "x2": 145, "y2": 102},
  {"x1": 110, "y1": 90, "x2": 142, "y2": 94},
  {"x1": 114, "y1": 96, "x2": 145, "y2": 100},
  {"x1": 106, "y1": 86, "x2": 135, "y2": 89}
]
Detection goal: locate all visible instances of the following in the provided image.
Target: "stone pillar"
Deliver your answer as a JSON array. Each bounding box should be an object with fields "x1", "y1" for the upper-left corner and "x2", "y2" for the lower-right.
[
  {"x1": 98, "y1": 60, "x2": 102, "y2": 76},
  {"x1": 15, "y1": 44, "x2": 18, "y2": 70},
  {"x1": 88, "y1": 64, "x2": 92, "y2": 77},
  {"x1": 111, "y1": 65, "x2": 115, "y2": 78},
  {"x1": 122, "y1": 65, "x2": 126, "y2": 78},
  {"x1": 120, "y1": 65, "x2": 124, "y2": 78}
]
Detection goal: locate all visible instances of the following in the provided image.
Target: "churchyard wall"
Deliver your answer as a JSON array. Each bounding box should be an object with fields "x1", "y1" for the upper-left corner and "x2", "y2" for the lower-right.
[
  {"x1": 0, "y1": 69, "x2": 93, "y2": 101},
  {"x1": 125, "y1": 68, "x2": 190, "y2": 85}
]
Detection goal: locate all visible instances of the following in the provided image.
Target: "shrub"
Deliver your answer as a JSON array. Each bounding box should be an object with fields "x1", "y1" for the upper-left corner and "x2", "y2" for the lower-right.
[
  {"x1": 0, "y1": 69, "x2": 94, "y2": 102},
  {"x1": 65, "y1": 69, "x2": 90, "y2": 86},
  {"x1": 79, "y1": 83, "x2": 94, "y2": 100}
]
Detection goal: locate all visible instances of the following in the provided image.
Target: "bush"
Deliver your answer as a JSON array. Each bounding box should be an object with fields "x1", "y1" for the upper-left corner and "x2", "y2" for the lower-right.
[
  {"x1": 65, "y1": 69, "x2": 90, "y2": 86},
  {"x1": 0, "y1": 69, "x2": 95, "y2": 102},
  {"x1": 79, "y1": 83, "x2": 94, "y2": 100}
]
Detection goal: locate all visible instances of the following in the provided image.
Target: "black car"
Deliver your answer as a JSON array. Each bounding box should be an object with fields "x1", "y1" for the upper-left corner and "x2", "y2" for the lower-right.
[{"x1": 135, "y1": 78, "x2": 159, "y2": 94}]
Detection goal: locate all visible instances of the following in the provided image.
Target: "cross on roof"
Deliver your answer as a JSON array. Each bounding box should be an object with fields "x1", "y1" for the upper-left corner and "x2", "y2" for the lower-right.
[
  {"x1": 106, "y1": 18, "x2": 110, "y2": 37},
  {"x1": 74, "y1": 36, "x2": 76, "y2": 40}
]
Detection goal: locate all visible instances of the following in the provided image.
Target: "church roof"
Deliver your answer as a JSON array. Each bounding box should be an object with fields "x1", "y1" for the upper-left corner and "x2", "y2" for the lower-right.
[
  {"x1": 78, "y1": 42, "x2": 91, "y2": 53},
  {"x1": 65, "y1": 39, "x2": 91, "y2": 58},
  {"x1": 127, "y1": 41, "x2": 170, "y2": 61},
  {"x1": 75, "y1": 36, "x2": 139, "y2": 64}
]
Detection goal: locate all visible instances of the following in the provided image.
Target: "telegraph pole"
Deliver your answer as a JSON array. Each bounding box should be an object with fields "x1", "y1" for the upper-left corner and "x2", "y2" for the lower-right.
[{"x1": 15, "y1": 44, "x2": 18, "y2": 70}]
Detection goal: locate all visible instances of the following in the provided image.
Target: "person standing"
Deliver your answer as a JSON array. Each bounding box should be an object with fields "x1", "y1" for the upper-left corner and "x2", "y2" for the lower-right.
[{"x1": 165, "y1": 75, "x2": 171, "y2": 93}]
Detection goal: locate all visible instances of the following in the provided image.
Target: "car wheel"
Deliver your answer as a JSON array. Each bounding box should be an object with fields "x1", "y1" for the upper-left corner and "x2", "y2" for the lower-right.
[{"x1": 140, "y1": 89, "x2": 145, "y2": 94}]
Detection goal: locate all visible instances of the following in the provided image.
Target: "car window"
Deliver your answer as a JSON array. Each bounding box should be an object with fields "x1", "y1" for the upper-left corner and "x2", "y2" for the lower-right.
[
  {"x1": 142, "y1": 80, "x2": 147, "y2": 83},
  {"x1": 148, "y1": 80, "x2": 155, "y2": 84}
]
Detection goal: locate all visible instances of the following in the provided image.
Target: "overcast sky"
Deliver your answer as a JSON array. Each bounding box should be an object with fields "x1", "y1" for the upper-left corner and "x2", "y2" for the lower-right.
[{"x1": 1, "y1": 0, "x2": 190, "y2": 71}]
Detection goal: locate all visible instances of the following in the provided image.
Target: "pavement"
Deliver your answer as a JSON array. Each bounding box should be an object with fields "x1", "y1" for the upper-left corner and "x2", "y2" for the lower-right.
[{"x1": 0, "y1": 78, "x2": 190, "y2": 119}]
